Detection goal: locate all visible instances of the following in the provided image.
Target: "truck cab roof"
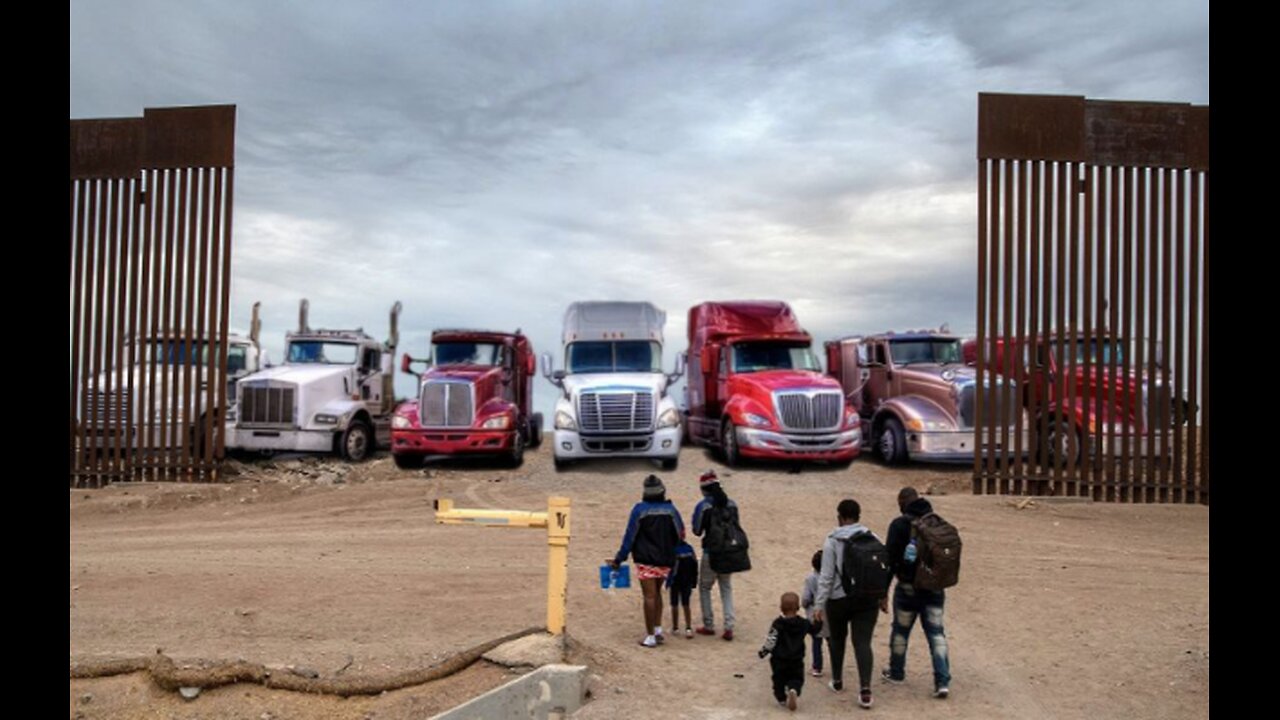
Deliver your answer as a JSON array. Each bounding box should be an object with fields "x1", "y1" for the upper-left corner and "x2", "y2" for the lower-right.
[
  {"x1": 688, "y1": 301, "x2": 811, "y2": 345},
  {"x1": 432, "y1": 329, "x2": 523, "y2": 344},
  {"x1": 562, "y1": 302, "x2": 665, "y2": 346}
]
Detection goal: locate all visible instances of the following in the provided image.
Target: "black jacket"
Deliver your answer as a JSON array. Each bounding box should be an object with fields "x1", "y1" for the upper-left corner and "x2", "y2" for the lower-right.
[
  {"x1": 886, "y1": 497, "x2": 934, "y2": 584},
  {"x1": 759, "y1": 615, "x2": 823, "y2": 661}
]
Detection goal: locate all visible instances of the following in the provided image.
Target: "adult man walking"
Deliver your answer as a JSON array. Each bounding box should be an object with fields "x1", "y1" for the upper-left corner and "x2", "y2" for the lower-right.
[
  {"x1": 813, "y1": 499, "x2": 887, "y2": 709},
  {"x1": 691, "y1": 470, "x2": 741, "y2": 640},
  {"x1": 882, "y1": 486, "x2": 952, "y2": 699}
]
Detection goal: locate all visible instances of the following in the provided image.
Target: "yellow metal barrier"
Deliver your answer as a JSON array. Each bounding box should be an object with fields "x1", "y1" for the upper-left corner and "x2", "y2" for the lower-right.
[{"x1": 434, "y1": 496, "x2": 572, "y2": 635}]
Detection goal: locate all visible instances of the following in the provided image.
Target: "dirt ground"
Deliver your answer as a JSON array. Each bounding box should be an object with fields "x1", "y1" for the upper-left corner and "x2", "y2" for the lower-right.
[{"x1": 70, "y1": 446, "x2": 1208, "y2": 719}]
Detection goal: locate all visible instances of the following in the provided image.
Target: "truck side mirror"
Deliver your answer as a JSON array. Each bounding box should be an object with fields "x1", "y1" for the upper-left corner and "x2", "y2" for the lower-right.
[
  {"x1": 541, "y1": 352, "x2": 562, "y2": 387},
  {"x1": 401, "y1": 353, "x2": 419, "y2": 378},
  {"x1": 668, "y1": 352, "x2": 686, "y2": 384}
]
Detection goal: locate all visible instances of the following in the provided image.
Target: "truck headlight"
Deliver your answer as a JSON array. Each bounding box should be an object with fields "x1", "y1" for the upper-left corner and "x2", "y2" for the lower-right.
[
  {"x1": 844, "y1": 412, "x2": 861, "y2": 430},
  {"x1": 743, "y1": 412, "x2": 771, "y2": 428},
  {"x1": 314, "y1": 413, "x2": 340, "y2": 425},
  {"x1": 482, "y1": 415, "x2": 511, "y2": 430},
  {"x1": 392, "y1": 415, "x2": 412, "y2": 429},
  {"x1": 657, "y1": 408, "x2": 680, "y2": 429},
  {"x1": 555, "y1": 410, "x2": 577, "y2": 430}
]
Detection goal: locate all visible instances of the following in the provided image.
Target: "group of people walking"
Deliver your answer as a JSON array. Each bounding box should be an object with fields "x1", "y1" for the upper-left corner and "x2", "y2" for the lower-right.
[{"x1": 611, "y1": 471, "x2": 954, "y2": 712}]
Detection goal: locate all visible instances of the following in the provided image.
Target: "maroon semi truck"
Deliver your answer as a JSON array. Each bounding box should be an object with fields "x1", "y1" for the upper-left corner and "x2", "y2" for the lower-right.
[
  {"x1": 826, "y1": 330, "x2": 1024, "y2": 464},
  {"x1": 391, "y1": 329, "x2": 542, "y2": 468},
  {"x1": 684, "y1": 301, "x2": 861, "y2": 466}
]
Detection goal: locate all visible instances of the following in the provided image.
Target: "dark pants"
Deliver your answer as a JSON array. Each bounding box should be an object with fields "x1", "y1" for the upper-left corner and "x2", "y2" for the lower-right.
[
  {"x1": 826, "y1": 595, "x2": 880, "y2": 690},
  {"x1": 669, "y1": 584, "x2": 693, "y2": 607},
  {"x1": 770, "y1": 657, "x2": 805, "y2": 702}
]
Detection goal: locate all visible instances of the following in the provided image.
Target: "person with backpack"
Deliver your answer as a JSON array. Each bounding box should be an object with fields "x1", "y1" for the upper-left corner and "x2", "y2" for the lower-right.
[
  {"x1": 691, "y1": 469, "x2": 748, "y2": 640},
  {"x1": 882, "y1": 487, "x2": 955, "y2": 699},
  {"x1": 610, "y1": 474, "x2": 686, "y2": 648},
  {"x1": 813, "y1": 498, "x2": 889, "y2": 709}
]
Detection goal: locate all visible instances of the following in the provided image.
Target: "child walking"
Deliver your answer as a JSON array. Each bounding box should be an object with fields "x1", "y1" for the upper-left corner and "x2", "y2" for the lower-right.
[
  {"x1": 759, "y1": 592, "x2": 824, "y2": 711},
  {"x1": 801, "y1": 550, "x2": 829, "y2": 677},
  {"x1": 667, "y1": 541, "x2": 698, "y2": 638}
]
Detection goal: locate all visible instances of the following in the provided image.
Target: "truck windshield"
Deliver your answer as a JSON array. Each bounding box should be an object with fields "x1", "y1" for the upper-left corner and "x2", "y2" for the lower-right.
[
  {"x1": 287, "y1": 341, "x2": 358, "y2": 365},
  {"x1": 433, "y1": 342, "x2": 503, "y2": 366},
  {"x1": 1053, "y1": 339, "x2": 1126, "y2": 365},
  {"x1": 731, "y1": 343, "x2": 820, "y2": 373},
  {"x1": 142, "y1": 340, "x2": 213, "y2": 366},
  {"x1": 227, "y1": 345, "x2": 249, "y2": 373},
  {"x1": 567, "y1": 341, "x2": 661, "y2": 373},
  {"x1": 889, "y1": 339, "x2": 963, "y2": 366}
]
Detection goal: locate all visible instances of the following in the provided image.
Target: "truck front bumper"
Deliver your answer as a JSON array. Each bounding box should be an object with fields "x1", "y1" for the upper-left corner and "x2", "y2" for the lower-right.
[
  {"x1": 553, "y1": 426, "x2": 681, "y2": 460},
  {"x1": 228, "y1": 427, "x2": 334, "y2": 453},
  {"x1": 391, "y1": 428, "x2": 515, "y2": 456},
  {"x1": 736, "y1": 427, "x2": 862, "y2": 461},
  {"x1": 907, "y1": 428, "x2": 1031, "y2": 462}
]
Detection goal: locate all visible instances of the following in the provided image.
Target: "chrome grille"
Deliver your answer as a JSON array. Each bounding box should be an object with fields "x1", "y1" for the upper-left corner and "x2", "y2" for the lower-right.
[
  {"x1": 963, "y1": 381, "x2": 1022, "y2": 428},
  {"x1": 578, "y1": 391, "x2": 654, "y2": 433},
  {"x1": 91, "y1": 389, "x2": 130, "y2": 426},
  {"x1": 774, "y1": 391, "x2": 842, "y2": 431},
  {"x1": 239, "y1": 385, "x2": 296, "y2": 426},
  {"x1": 421, "y1": 382, "x2": 474, "y2": 427}
]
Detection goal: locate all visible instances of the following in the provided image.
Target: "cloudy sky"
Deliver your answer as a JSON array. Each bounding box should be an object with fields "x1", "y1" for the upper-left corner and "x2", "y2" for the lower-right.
[{"x1": 70, "y1": 1, "x2": 1209, "y2": 414}]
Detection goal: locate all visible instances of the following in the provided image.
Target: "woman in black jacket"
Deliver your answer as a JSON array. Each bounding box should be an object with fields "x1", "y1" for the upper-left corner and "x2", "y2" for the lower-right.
[{"x1": 610, "y1": 475, "x2": 686, "y2": 647}]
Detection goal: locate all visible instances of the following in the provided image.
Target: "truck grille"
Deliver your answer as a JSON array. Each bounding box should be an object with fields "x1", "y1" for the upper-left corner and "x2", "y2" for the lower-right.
[
  {"x1": 774, "y1": 391, "x2": 842, "y2": 431},
  {"x1": 421, "y1": 382, "x2": 474, "y2": 427},
  {"x1": 239, "y1": 385, "x2": 296, "y2": 426},
  {"x1": 91, "y1": 389, "x2": 130, "y2": 427},
  {"x1": 961, "y1": 381, "x2": 1022, "y2": 428},
  {"x1": 578, "y1": 391, "x2": 654, "y2": 433}
]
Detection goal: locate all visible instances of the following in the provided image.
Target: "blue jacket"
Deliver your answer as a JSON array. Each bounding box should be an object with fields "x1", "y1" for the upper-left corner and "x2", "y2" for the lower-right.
[{"x1": 615, "y1": 501, "x2": 685, "y2": 567}]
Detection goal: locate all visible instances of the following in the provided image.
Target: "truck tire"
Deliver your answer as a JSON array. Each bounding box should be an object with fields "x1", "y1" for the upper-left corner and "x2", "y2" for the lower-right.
[
  {"x1": 507, "y1": 430, "x2": 525, "y2": 468},
  {"x1": 393, "y1": 452, "x2": 423, "y2": 470},
  {"x1": 1044, "y1": 416, "x2": 1083, "y2": 469},
  {"x1": 878, "y1": 417, "x2": 908, "y2": 466},
  {"x1": 528, "y1": 414, "x2": 544, "y2": 447},
  {"x1": 340, "y1": 421, "x2": 373, "y2": 462},
  {"x1": 721, "y1": 421, "x2": 741, "y2": 467}
]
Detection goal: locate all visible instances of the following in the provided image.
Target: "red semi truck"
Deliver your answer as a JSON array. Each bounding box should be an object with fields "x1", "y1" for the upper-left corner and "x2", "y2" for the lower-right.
[
  {"x1": 392, "y1": 329, "x2": 542, "y2": 468},
  {"x1": 683, "y1": 301, "x2": 861, "y2": 466},
  {"x1": 967, "y1": 333, "x2": 1183, "y2": 465}
]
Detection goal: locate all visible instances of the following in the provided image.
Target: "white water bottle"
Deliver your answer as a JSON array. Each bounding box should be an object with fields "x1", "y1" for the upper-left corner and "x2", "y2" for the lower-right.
[{"x1": 904, "y1": 539, "x2": 918, "y2": 563}]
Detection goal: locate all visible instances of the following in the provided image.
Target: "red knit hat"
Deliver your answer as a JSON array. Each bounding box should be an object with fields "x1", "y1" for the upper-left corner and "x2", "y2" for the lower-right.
[{"x1": 699, "y1": 469, "x2": 718, "y2": 486}]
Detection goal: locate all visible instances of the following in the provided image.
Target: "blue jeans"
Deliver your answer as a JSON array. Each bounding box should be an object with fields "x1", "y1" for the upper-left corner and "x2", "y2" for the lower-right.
[{"x1": 887, "y1": 583, "x2": 951, "y2": 688}]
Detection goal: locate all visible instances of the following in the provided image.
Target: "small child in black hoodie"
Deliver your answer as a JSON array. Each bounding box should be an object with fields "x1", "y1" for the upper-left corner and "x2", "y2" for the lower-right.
[{"x1": 759, "y1": 591, "x2": 824, "y2": 711}]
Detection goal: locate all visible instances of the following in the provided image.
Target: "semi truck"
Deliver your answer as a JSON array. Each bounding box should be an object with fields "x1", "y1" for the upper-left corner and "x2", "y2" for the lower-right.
[
  {"x1": 391, "y1": 329, "x2": 542, "y2": 468},
  {"x1": 684, "y1": 300, "x2": 861, "y2": 466},
  {"x1": 542, "y1": 301, "x2": 684, "y2": 470},
  {"x1": 228, "y1": 299, "x2": 401, "y2": 462}
]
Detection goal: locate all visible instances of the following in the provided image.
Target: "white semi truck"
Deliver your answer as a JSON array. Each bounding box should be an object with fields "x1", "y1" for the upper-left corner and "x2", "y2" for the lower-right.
[
  {"x1": 541, "y1": 301, "x2": 684, "y2": 470},
  {"x1": 83, "y1": 302, "x2": 265, "y2": 457},
  {"x1": 228, "y1": 299, "x2": 402, "y2": 462}
]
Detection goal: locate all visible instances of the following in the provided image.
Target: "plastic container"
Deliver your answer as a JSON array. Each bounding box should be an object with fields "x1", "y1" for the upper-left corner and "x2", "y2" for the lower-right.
[{"x1": 600, "y1": 563, "x2": 631, "y2": 590}]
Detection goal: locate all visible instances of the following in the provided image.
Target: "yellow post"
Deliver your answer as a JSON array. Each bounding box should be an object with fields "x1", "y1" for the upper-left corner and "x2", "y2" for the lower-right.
[
  {"x1": 545, "y1": 496, "x2": 571, "y2": 636},
  {"x1": 433, "y1": 496, "x2": 571, "y2": 636}
]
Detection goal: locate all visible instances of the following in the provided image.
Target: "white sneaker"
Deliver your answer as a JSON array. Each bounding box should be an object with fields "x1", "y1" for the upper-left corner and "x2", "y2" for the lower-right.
[
  {"x1": 639, "y1": 635, "x2": 656, "y2": 648},
  {"x1": 933, "y1": 686, "x2": 950, "y2": 699}
]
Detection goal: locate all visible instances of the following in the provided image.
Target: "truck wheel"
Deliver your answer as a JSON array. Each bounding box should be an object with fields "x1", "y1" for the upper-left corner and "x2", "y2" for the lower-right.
[
  {"x1": 340, "y1": 421, "x2": 373, "y2": 462},
  {"x1": 507, "y1": 430, "x2": 525, "y2": 468},
  {"x1": 1044, "y1": 417, "x2": 1083, "y2": 468},
  {"x1": 528, "y1": 414, "x2": 544, "y2": 447},
  {"x1": 878, "y1": 417, "x2": 908, "y2": 466},
  {"x1": 660, "y1": 456, "x2": 679, "y2": 471},
  {"x1": 393, "y1": 453, "x2": 423, "y2": 470},
  {"x1": 721, "y1": 421, "x2": 741, "y2": 467}
]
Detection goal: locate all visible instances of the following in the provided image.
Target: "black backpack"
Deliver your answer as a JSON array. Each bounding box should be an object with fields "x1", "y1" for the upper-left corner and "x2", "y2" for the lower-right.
[
  {"x1": 911, "y1": 512, "x2": 962, "y2": 591},
  {"x1": 704, "y1": 505, "x2": 751, "y2": 574},
  {"x1": 839, "y1": 532, "x2": 891, "y2": 600}
]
